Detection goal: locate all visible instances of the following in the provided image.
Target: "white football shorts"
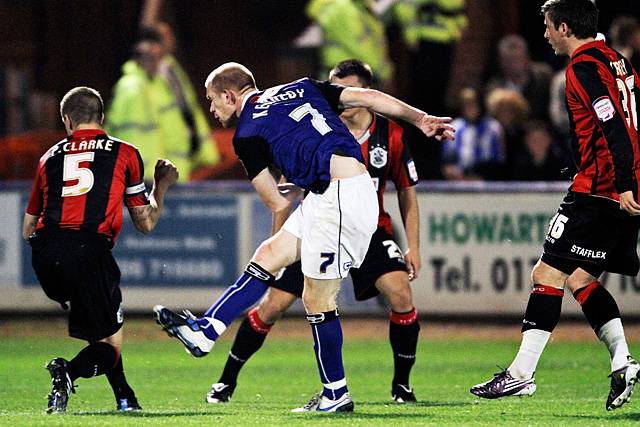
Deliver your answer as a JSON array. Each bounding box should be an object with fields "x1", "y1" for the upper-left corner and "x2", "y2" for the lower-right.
[{"x1": 282, "y1": 173, "x2": 378, "y2": 279}]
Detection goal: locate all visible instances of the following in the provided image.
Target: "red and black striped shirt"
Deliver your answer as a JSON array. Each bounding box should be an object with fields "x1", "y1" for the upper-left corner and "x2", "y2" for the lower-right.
[
  {"x1": 358, "y1": 114, "x2": 419, "y2": 235},
  {"x1": 565, "y1": 40, "x2": 640, "y2": 201},
  {"x1": 26, "y1": 129, "x2": 150, "y2": 242}
]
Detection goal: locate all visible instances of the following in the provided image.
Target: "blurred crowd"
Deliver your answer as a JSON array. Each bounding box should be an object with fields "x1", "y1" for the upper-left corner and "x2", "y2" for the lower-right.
[
  {"x1": 1, "y1": 0, "x2": 639, "y2": 183},
  {"x1": 442, "y1": 17, "x2": 640, "y2": 182}
]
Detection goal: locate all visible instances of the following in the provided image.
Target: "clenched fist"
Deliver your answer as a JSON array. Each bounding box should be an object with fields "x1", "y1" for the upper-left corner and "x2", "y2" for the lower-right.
[{"x1": 154, "y1": 159, "x2": 179, "y2": 187}]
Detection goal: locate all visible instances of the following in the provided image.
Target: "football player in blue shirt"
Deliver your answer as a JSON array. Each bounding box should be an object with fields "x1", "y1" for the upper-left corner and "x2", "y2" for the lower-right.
[{"x1": 154, "y1": 62, "x2": 454, "y2": 412}]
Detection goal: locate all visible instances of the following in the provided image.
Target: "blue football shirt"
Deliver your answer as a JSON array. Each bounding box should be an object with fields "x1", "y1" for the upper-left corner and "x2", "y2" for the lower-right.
[{"x1": 233, "y1": 78, "x2": 363, "y2": 193}]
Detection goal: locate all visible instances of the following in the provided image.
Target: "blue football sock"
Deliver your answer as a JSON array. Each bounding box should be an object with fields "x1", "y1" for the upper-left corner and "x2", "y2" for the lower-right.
[
  {"x1": 196, "y1": 262, "x2": 272, "y2": 341},
  {"x1": 308, "y1": 310, "x2": 348, "y2": 400}
]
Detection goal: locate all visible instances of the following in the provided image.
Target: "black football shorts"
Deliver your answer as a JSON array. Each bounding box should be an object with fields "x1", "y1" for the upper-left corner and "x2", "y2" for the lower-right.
[
  {"x1": 541, "y1": 191, "x2": 640, "y2": 277},
  {"x1": 271, "y1": 227, "x2": 408, "y2": 301},
  {"x1": 30, "y1": 228, "x2": 123, "y2": 341}
]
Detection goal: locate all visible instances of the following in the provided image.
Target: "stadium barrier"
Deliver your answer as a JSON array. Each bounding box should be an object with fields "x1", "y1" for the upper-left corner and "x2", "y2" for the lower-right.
[{"x1": 2, "y1": 181, "x2": 640, "y2": 318}]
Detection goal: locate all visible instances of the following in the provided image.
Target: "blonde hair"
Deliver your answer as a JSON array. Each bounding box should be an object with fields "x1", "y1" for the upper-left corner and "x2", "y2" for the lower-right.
[
  {"x1": 486, "y1": 88, "x2": 530, "y2": 124},
  {"x1": 205, "y1": 62, "x2": 256, "y2": 93}
]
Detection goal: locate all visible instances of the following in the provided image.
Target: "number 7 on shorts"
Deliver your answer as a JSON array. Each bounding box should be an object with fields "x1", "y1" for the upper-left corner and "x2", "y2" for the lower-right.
[{"x1": 319, "y1": 252, "x2": 335, "y2": 273}]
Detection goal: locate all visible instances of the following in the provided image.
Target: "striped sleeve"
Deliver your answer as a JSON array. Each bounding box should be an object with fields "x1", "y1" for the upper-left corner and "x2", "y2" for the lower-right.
[{"x1": 124, "y1": 149, "x2": 150, "y2": 207}]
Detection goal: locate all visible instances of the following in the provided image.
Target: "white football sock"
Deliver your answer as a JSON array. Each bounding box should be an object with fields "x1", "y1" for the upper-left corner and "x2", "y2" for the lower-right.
[
  {"x1": 509, "y1": 329, "x2": 551, "y2": 380},
  {"x1": 597, "y1": 318, "x2": 630, "y2": 372}
]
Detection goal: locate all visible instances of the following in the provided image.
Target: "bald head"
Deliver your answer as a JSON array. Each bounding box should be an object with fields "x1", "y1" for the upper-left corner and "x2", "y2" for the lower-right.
[{"x1": 205, "y1": 62, "x2": 256, "y2": 94}]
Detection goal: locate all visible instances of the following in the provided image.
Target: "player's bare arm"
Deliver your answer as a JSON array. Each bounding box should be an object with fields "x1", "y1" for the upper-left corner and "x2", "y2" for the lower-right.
[
  {"x1": 272, "y1": 181, "x2": 302, "y2": 234},
  {"x1": 267, "y1": 171, "x2": 301, "y2": 234},
  {"x1": 397, "y1": 186, "x2": 421, "y2": 280},
  {"x1": 338, "y1": 87, "x2": 456, "y2": 141},
  {"x1": 128, "y1": 159, "x2": 178, "y2": 234},
  {"x1": 22, "y1": 213, "x2": 39, "y2": 240},
  {"x1": 251, "y1": 167, "x2": 296, "y2": 217}
]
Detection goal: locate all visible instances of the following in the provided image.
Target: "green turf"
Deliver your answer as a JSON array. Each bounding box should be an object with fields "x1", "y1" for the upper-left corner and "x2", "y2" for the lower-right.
[{"x1": 1, "y1": 330, "x2": 639, "y2": 426}]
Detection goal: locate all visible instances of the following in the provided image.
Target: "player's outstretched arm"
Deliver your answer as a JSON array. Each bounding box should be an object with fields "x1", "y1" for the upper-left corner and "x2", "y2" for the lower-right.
[
  {"x1": 338, "y1": 87, "x2": 456, "y2": 141},
  {"x1": 129, "y1": 159, "x2": 179, "y2": 234}
]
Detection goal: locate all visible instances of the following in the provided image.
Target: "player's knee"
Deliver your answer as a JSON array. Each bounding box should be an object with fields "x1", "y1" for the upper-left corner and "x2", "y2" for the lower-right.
[
  {"x1": 530, "y1": 264, "x2": 543, "y2": 285},
  {"x1": 565, "y1": 270, "x2": 594, "y2": 293},
  {"x1": 302, "y1": 282, "x2": 339, "y2": 313},
  {"x1": 302, "y1": 292, "x2": 331, "y2": 313},
  {"x1": 256, "y1": 304, "x2": 282, "y2": 324},
  {"x1": 252, "y1": 241, "x2": 273, "y2": 266},
  {"x1": 384, "y1": 284, "x2": 413, "y2": 313},
  {"x1": 530, "y1": 260, "x2": 565, "y2": 288},
  {"x1": 251, "y1": 239, "x2": 295, "y2": 275},
  {"x1": 99, "y1": 328, "x2": 123, "y2": 352},
  {"x1": 530, "y1": 259, "x2": 549, "y2": 283},
  {"x1": 376, "y1": 271, "x2": 413, "y2": 312},
  {"x1": 257, "y1": 292, "x2": 295, "y2": 324},
  {"x1": 97, "y1": 337, "x2": 121, "y2": 354}
]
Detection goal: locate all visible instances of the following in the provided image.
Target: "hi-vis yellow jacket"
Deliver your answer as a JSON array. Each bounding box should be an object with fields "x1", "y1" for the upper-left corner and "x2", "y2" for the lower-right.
[
  {"x1": 394, "y1": 0, "x2": 467, "y2": 47},
  {"x1": 106, "y1": 57, "x2": 220, "y2": 182},
  {"x1": 308, "y1": 0, "x2": 393, "y2": 83}
]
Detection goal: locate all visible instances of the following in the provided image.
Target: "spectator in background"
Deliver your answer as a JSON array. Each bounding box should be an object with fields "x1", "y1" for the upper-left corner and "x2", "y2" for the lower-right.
[
  {"x1": 442, "y1": 87, "x2": 504, "y2": 180},
  {"x1": 305, "y1": 0, "x2": 394, "y2": 87},
  {"x1": 486, "y1": 34, "x2": 552, "y2": 121},
  {"x1": 548, "y1": 60, "x2": 570, "y2": 137},
  {"x1": 0, "y1": 66, "x2": 31, "y2": 137},
  {"x1": 393, "y1": 0, "x2": 467, "y2": 114},
  {"x1": 486, "y1": 88, "x2": 530, "y2": 170},
  {"x1": 392, "y1": 0, "x2": 467, "y2": 179},
  {"x1": 510, "y1": 121, "x2": 566, "y2": 181},
  {"x1": 609, "y1": 16, "x2": 640, "y2": 72},
  {"x1": 106, "y1": 27, "x2": 220, "y2": 182}
]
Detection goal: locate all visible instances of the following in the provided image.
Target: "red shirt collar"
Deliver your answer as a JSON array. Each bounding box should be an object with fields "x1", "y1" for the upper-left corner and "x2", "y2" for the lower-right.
[
  {"x1": 571, "y1": 39, "x2": 603, "y2": 59},
  {"x1": 69, "y1": 129, "x2": 107, "y2": 139}
]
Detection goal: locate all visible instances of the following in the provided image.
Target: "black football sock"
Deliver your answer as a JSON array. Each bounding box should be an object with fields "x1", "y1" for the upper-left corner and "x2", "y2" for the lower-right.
[
  {"x1": 218, "y1": 308, "x2": 271, "y2": 387},
  {"x1": 106, "y1": 355, "x2": 136, "y2": 400},
  {"x1": 521, "y1": 284, "x2": 564, "y2": 333},
  {"x1": 389, "y1": 308, "x2": 420, "y2": 387},
  {"x1": 509, "y1": 284, "x2": 563, "y2": 379},
  {"x1": 67, "y1": 342, "x2": 118, "y2": 381},
  {"x1": 573, "y1": 281, "x2": 631, "y2": 371},
  {"x1": 573, "y1": 281, "x2": 620, "y2": 333}
]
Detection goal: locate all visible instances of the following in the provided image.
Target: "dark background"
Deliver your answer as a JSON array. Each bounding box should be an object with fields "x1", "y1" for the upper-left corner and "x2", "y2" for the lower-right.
[{"x1": 2, "y1": 1, "x2": 637, "y2": 110}]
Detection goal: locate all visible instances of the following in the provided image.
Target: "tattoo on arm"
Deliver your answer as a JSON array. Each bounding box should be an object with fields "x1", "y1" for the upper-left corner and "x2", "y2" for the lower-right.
[
  {"x1": 128, "y1": 203, "x2": 161, "y2": 234},
  {"x1": 22, "y1": 213, "x2": 39, "y2": 240},
  {"x1": 129, "y1": 205, "x2": 149, "y2": 224}
]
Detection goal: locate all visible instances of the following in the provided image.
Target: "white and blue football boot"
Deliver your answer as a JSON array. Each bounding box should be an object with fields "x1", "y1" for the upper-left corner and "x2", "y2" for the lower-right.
[
  {"x1": 291, "y1": 392, "x2": 354, "y2": 413},
  {"x1": 153, "y1": 305, "x2": 214, "y2": 357}
]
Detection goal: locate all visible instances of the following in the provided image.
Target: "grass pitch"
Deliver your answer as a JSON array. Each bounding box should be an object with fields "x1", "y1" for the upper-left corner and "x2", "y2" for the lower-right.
[{"x1": 1, "y1": 318, "x2": 640, "y2": 426}]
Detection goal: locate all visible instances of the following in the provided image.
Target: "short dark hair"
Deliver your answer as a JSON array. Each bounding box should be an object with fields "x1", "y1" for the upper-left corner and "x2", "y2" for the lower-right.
[
  {"x1": 59, "y1": 87, "x2": 104, "y2": 124},
  {"x1": 329, "y1": 59, "x2": 373, "y2": 88},
  {"x1": 541, "y1": 0, "x2": 598, "y2": 39}
]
